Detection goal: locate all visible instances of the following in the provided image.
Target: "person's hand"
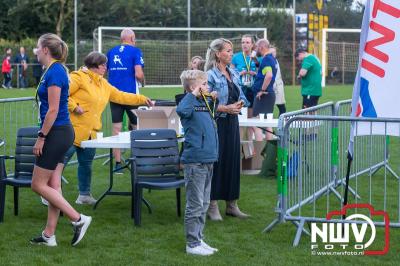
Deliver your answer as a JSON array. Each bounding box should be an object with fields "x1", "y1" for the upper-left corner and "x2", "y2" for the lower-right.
[
  {"x1": 239, "y1": 70, "x2": 247, "y2": 76},
  {"x1": 224, "y1": 102, "x2": 242, "y2": 114},
  {"x1": 33, "y1": 137, "x2": 45, "y2": 156},
  {"x1": 200, "y1": 87, "x2": 209, "y2": 96},
  {"x1": 191, "y1": 86, "x2": 201, "y2": 97},
  {"x1": 256, "y1": 91, "x2": 267, "y2": 100},
  {"x1": 249, "y1": 71, "x2": 257, "y2": 76},
  {"x1": 145, "y1": 98, "x2": 154, "y2": 107},
  {"x1": 297, "y1": 74, "x2": 302, "y2": 80},
  {"x1": 73, "y1": 105, "x2": 86, "y2": 115},
  {"x1": 210, "y1": 91, "x2": 218, "y2": 100}
]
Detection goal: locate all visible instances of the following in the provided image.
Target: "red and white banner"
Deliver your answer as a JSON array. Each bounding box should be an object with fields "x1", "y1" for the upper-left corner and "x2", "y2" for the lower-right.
[{"x1": 350, "y1": 0, "x2": 400, "y2": 138}]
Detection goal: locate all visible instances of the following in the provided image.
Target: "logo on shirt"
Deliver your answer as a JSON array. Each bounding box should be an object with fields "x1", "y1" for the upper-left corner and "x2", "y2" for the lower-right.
[
  {"x1": 194, "y1": 106, "x2": 208, "y2": 112},
  {"x1": 113, "y1": 55, "x2": 123, "y2": 66},
  {"x1": 119, "y1": 46, "x2": 125, "y2": 53},
  {"x1": 140, "y1": 56, "x2": 144, "y2": 65}
]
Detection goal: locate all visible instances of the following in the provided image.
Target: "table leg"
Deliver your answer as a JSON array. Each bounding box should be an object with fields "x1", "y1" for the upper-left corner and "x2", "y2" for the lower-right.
[{"x1": 93, "y1": 148, "x2": 114, "y2": 210}]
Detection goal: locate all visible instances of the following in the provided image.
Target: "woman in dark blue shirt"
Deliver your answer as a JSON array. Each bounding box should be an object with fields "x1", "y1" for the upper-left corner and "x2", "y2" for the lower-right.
[{"x1": 30, "y1": 33, "x2": 91, "y2": 247}]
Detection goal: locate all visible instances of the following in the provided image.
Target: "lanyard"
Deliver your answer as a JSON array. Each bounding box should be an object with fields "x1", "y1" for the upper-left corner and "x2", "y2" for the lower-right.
[
  {"x1": 242, "y1": 52, "x2": 251, "y2": 72},
  {"x1": 200, "y1": 92, "x2": 216, "y2": 120}
]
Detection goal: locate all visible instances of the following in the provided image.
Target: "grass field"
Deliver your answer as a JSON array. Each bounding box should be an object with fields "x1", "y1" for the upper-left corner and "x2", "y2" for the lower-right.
[{"x1": 0, "y1": 85, "x2": 399, "y2": 266}]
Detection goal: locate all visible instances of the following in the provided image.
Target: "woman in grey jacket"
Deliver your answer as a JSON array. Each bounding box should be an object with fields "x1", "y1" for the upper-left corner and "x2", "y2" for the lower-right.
[{"x1": 205, "y1": 38, "x2": 250, "y2": 220}]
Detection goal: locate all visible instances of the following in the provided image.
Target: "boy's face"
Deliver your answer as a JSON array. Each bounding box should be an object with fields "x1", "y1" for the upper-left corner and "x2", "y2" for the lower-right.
[
  {"x1": 190, "y1": 78, "x2": 208, "y2": 96},
  {"x1": 192, "y1": 79, "x2": 208, "y2": 93}
]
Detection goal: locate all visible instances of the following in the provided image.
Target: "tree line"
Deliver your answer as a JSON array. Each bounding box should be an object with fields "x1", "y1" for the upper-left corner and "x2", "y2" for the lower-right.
[{"x1": 1, "y1": 0, "x2": 363, "y2": 42}]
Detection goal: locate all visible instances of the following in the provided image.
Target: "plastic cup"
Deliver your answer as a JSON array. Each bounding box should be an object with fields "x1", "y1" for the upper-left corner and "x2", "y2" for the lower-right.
[
  {"x1": 259, "y1": 113, "x2": 265, "y2": 120},
  {"x1": 97, "y1": 132, "x2": 103, "y2": 139},
  {"x1": 267, "y1": 113, "x2": 273, "y2": 120}
]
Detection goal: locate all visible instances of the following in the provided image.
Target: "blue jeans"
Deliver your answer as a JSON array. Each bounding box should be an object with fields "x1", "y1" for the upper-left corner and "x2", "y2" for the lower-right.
[{"x1": 64, "y1": 145, "x2": 96, "y2": 195}]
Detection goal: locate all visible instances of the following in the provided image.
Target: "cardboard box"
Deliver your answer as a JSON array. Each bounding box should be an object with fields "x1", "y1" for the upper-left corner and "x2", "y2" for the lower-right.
[
  {"x1": 132, "y1": 107, "x2": 181, "y2": 134},
  {"x1": 241, "y1": 141, "x2": 266, "y2": 170}
]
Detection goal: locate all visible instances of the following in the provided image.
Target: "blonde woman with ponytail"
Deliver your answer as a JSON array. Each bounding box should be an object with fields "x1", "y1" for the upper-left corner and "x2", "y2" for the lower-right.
[
  {"x1": 205, "y1": 38, "x2": 250, "y2": 221},
  {"x1": 30, "y1": 33, "x2": 91, "y2": 247}
]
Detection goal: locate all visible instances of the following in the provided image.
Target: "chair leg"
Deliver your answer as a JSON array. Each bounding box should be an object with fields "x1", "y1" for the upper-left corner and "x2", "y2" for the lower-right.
[
  {"x1": 13, "y1": 187, "x2": 19, "y2": 216},
  {"x1": 176, "y1": 188, "x2": 181, "y2": 217},
  {"x1": 0, "y1": 182, "x2": 6, "y2": 223},
  {"x1": 131, "y1": 180, "x2": 136, "y2": 219},
  {"x1": 134, "y1": 186, "x2": 142, "y2": 226}
]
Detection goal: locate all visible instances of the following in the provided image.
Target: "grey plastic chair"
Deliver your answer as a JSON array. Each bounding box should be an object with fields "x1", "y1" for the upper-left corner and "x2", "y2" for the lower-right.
[
  {"x1": 0, "y1": 126, "x2": 39, "y2": 222},
  {"x1": 130, "y1": 129, "x2": 184, "y2": 226}
]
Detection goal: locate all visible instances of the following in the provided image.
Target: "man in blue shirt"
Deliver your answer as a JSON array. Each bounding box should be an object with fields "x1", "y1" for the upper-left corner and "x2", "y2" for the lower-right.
[
  {"x1": 252, "y1": 38, "x2": 277, "y2": 141},
  {"x1": 107, "y1": 28, "x2": 145, "y2": 171}
]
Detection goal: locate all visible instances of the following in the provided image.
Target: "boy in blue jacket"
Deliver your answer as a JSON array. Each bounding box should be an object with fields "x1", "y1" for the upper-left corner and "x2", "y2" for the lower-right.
[{"x1": 177, "y1": 70, "x2": 219, "y2": 256}]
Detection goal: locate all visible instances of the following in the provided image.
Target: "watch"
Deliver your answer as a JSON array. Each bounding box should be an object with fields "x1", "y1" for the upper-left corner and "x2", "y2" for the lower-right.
[{"x1": 37, "y1": 131, "x2": 47, "y2": 139}]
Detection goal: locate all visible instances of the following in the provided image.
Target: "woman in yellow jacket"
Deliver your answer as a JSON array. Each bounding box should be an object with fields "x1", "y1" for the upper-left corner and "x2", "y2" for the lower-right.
[{"x1": 63, "y1": 51, "x2": 152, "y2": 204}]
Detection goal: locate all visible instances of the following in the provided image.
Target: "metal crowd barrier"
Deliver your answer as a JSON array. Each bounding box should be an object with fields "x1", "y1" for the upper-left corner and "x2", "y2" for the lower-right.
[
  {"x1": 0, "y1": 97, "x2": 113, "y2": 170},
  {"x1": 265, "y1": 113, "x2": 400, "y2": 246},
  {"x1": 5, "y1": 63, "x2": 75, "y2": 89}
]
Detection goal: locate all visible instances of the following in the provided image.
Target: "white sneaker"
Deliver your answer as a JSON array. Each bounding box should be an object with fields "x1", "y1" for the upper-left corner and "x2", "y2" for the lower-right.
[
  {"x1": 41, "y1": 196, "x2": 49, "y2": 206},
  {"x1": 71, "y1": 214, "x2": 92, "y2": 246},
  {"x1": 75, "y1": 194, "x2": 97, "y2": 205},
  {"x1": 201, "y1": 240, "x2": 218, "y2": 252},
  {"x1": 186, "y1": 245, "x2": 214, "y2": 256},
  {"x1": 30, "y1": 231, "x2": 57, "y2": 247}
]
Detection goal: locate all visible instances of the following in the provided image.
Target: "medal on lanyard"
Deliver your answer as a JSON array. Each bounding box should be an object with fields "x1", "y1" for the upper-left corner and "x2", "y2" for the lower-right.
[{"x1": 242, "y1": 52, "x2": 253, "y2": 87}]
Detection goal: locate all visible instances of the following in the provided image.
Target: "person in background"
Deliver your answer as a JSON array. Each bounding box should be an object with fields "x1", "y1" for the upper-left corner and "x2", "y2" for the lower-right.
[
  {"x1": 30, "y1": 33, "x2": 91, "y2": 247},
  {"x1": 197, "y1": 60, "x2": 206, "y2": 72},
  {"x1": 252, "y1": 39, "x2": 277, "y2": 141},
  {"x1": 295, "y1": 48, "x2": 322, "y2": 108},
  {"x1": 107, "y1": 28, "x2": 145, "y2": 173},
  {"x1": 32, "y1": 48, "x2": 43, "y2": 86},
  {"x1": 205, "y1": 38, "x2": 250, "y2": 221},
  {"x1": 2, "y1": 54, "x2": 12, "y2": 89},
  {"x1": 2, "y1": 48, "x2": 13, "y2": 88},
  {"x1": 177, "y1": 69, "x2": 219, "y2": 256},
  {"x1": 14, "y1": 46, "x2": 29, "y2": 88},
  {"x1": 270, "y1": 46, "x2": 286, "y2": 116},
  {"x1": 231, "y1": 34, "x2": 261, "y2": 139},
  {"x1": 63, "y1": 51, "x2": 153, "y2": 205},
  {"x1": 189, "y1": 56, "x2": 203, "y2": 70}
]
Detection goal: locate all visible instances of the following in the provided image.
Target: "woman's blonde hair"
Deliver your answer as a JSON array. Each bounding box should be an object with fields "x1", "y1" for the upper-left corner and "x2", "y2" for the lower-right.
[
  {"x1": 38, "y1": 33, "x2": 68, "y2": 63},
  {"x1": 204, "y1": 38, "x2": 232, "y2": 71}
]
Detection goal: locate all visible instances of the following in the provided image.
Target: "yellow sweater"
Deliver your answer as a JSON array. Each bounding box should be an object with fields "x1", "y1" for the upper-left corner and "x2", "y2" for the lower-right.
[{"x1": 68, "y1": 67, "x2": 147, "y2": 147}]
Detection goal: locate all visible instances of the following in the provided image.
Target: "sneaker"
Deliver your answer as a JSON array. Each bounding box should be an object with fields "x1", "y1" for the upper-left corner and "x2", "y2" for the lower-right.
[
  {"x1": 186, "y1": 245, "x2": 214, "y2": 256},
  {"x1": 75, "y1": 194, "x2": 97, "y2": 205},
  {"x1": 30, "y1": 231, "x2": 57, "y2": 247},
  {"x1": 201, "y1": 240, "x2": 218, "y2": 252},
  {"x1": 41, "y1": 196, "x2": 49, "y2": 206},
  {"x1": 71, "y1": 214, "x2": 92, "y2": 246},
  {"x1": 114, "y1": 162, "x2": 124, "y2": 175},
  {"x1": 2, "y1": 84, "x2": 6, "y2": 89}
]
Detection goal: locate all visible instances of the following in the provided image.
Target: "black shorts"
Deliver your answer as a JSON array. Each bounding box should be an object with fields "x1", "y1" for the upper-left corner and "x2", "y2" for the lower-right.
[
  {"x1": 243, "y1": 87, "x2": 254, "y2": 108},
  {"x1": 35, "y1": 124, "x2": 74, "y2": 170},
  {"x1": 302, "y1": 95, "x2": 320, "y2": 109},
  {"x1": 252, "y1": 92, "x2": 276, "y2": 117},
  {"x1": 110, "y1": 102, "x2": 138, "y2": 124}
]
